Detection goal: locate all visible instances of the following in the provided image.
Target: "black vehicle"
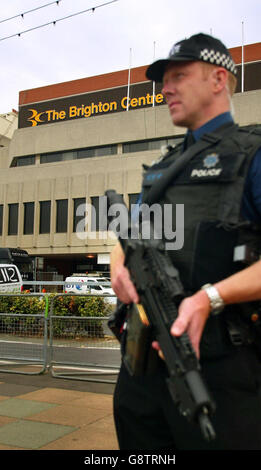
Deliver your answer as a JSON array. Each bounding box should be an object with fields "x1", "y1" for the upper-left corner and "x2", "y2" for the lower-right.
[{"x1": 0, "y1": 248, "x2": 34, "y2": 286}]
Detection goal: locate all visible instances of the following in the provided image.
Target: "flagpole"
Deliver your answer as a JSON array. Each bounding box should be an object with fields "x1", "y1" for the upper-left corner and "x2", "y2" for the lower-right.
[
  {"x1": 241, "y1": 21, "x2": 244, "y2": 93},
  {"x1": 127, "y1": 48, "x2": 132, "y2": 111},
  {"x1": 152, "y1": 41, "x2": 156, "y2": 107}
]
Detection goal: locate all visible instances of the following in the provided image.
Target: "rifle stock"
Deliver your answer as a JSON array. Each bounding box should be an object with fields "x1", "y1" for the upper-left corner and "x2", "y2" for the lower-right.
[{"x1": 105, "y1": 189, "x2": 216, "y2": 441}]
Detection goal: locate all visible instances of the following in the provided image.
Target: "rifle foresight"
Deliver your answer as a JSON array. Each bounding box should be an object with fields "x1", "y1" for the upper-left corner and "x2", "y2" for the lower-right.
[{"x1": 105, "y1": 190, "x2": 125, "y2": 208}]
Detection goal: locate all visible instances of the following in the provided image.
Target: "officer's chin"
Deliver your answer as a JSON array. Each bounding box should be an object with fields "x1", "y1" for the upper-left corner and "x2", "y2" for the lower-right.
[{"x1": 170, "y1": 112, "x2": 188, "y2": 129}]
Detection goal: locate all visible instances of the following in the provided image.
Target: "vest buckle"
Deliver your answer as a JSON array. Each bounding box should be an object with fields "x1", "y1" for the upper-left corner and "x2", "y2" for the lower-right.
[
  {"x1": 228, "y1": 329, "x2": 244, "y2": 346},
  {"x1": 226, "y1": 321, "x2": 244, "y2": 346}
]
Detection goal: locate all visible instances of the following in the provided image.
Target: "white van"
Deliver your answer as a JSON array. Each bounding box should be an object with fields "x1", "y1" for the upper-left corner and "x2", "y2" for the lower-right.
[
  {"x1": 64, "y1": 274, "x2": 116, "y2": 304},
  {"x1": 0, "y1": 264, "x2": 23, "y2": 293}
]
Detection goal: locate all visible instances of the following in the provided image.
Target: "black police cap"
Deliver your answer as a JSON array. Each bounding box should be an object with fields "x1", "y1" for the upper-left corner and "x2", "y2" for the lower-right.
[{"x1": 146, "y1": 33, "x2": 237, "y2": 82}]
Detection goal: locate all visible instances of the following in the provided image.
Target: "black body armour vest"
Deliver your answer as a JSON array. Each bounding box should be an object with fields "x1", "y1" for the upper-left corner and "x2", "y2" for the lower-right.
[{"x1": 141, "y1": 123, "x2": 261, "y2": 358}]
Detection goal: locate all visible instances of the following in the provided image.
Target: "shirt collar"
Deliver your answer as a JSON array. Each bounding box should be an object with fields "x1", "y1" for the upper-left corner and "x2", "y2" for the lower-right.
[{"x1": 190, "y1": 112, "x2": 234, "y2": 142}]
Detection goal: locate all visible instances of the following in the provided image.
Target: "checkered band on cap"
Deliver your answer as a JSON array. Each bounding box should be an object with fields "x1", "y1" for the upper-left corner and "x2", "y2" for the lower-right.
[{"x1": 200, "y1": 48, "x2": 237, "y2": 75}]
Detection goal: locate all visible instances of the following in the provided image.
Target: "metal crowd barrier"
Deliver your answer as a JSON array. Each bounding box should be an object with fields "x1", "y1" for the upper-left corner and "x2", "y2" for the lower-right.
[
  {"x1": 48, "y1": 293, "x2": 120, "y2": 383},
  {"x1": 0, "y1": 293, "x2": 49, "y2": 375},
  {"x1": 0, "y1": 287, "x2": 120, "y2": 382}
]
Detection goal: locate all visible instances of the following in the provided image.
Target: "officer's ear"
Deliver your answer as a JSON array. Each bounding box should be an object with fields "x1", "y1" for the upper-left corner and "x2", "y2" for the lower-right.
[{"x1": 212, "y1": 67, "x2": 228, "y2": 94}]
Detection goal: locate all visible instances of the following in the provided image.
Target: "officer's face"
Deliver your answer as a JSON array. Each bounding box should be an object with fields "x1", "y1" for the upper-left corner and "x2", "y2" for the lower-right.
[{"x1": 162, "y1": 61, "x2": 215, "y2": 130}]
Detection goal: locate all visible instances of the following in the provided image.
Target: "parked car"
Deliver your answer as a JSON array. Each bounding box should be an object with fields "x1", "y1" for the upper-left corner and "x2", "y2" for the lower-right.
[
  {"x1": 64, "y1": 274, "x2": 116, "y2": 304},
  {"x1": 0, "y1": 264, "x2": 23, "y2": 294}
]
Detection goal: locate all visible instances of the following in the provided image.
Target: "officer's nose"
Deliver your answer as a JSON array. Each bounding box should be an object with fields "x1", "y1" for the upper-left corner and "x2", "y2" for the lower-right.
[{"x1": 162, "y1": 81, "x2": 175, "y2": 99}]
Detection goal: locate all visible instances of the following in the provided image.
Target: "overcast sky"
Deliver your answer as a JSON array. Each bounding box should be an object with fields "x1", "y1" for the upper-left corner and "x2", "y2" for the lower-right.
[{"x1": 0, "y1": 0, "x2": 260, "y2": 114}]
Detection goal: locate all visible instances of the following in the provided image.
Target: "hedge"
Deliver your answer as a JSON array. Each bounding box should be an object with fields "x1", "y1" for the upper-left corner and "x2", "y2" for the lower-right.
[{"x1": 0, "y1": 293, "x2": 111, "y2": 338}]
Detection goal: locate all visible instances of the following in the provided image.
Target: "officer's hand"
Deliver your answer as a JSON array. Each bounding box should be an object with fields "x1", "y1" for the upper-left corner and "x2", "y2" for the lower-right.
[
  {"x1": 110, "y1": 242, "x2": 139, "y2": 304},
  {"x1": 152, "y1": 290, "x2": 210, "y2": 359},
  {"x1": 171, "y1": 291, "x2": 211, "y2": 357}
]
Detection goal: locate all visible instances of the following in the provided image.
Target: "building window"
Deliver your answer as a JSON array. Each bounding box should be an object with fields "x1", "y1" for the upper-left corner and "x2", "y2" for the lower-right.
[
  {"x1": 128, "y1": 193, "x2": 140, "y2": 220},
  {"x1": 123, "y1": 141, "x2": 150, "y2": 153},
  {"x1": 40, "y1": 151, "x2": 77, "y2": 164},
  {"x1": 128, "y1": 193, "x2": 140, "y2": 207},
  {"x1": 11, "y1": 155, "x2": 35, "y2": 167},
  {"x1": 77, "y1": 145, "x2": 117, "y2": 159},
  {"x1": 122, "y1": 136, "x2": 183, "y2": 154},
  {"x1": 90, "y1": 196, "x2": 108, "y2": 231},
  {"x1": 40, "y1": 144, "x2": 117, "y2": 164},
  {"x1": 8, "y1": 203, "x2": 18, "y2": 235},
  {"x1": 17, "y1": 156, "x2": 35, "y2": 167},
  {"x1": 56, "y1": 199, "x2": 68, "y2": 233},
  {"x1": 39, "y1": 201, "x2": 51, "y2": 234},
  {"x1": 73, "y1": 198, "x2": 86, "y2": 232},
  {"x1": 23, "y1": 202, "x2": 34, "y2": 235},
  {"x1": 0, "y1": 205, "x2": 3, "y2": 235}
]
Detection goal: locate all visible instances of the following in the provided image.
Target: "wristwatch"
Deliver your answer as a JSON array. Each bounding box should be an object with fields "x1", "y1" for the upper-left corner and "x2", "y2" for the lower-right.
[{"x1": 201, "y1": 283, "x2": 225, "y2": 315}]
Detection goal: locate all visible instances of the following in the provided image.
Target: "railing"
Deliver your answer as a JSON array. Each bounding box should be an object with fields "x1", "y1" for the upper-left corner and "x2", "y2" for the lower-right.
[
  {"x1": 26, "y1": 280, "x2": 111, "y2": 293},
  {"x1": 49, "y1": 293, "x2": 120, "y2": 383},
  {"x1": 0, "y1": 293, "x2": 49, "y2": 375},
  {"x1": 0, "y1": 288, "x2": 120, "y2": 383}
]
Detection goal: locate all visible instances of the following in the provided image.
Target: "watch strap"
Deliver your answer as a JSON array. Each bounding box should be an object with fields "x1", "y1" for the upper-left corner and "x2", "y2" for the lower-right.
[{"x1": 201, "y1": 283, "x2": 225, "y2": 315}]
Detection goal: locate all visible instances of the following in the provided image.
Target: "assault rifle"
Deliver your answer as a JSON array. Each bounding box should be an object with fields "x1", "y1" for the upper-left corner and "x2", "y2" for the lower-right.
[{"x1": 105, "y1": 189, "x2": 216, "y2": 442}]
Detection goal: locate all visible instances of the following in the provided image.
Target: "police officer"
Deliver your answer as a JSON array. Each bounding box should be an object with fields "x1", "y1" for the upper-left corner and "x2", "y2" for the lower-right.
[{"x1": 110, "y1": 33, "x2": 261, "y2": 450}]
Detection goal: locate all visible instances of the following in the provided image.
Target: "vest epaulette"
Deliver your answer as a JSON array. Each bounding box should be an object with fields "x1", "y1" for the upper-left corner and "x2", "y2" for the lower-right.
[{"x1": 235, "y1": 125, "x2": 261, "y2": 154}]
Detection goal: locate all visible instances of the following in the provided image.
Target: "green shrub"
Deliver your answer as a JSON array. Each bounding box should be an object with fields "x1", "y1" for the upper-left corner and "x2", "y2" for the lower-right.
[
  {"x1": 51, "y1": 295, "x2": 107, "y2": 338},
  {"x1": 0, "y1": 294, "x2": 45, "y2": 336},
  {"x1": 0, "y1": 293, "x2": 107, "y2": 338}
]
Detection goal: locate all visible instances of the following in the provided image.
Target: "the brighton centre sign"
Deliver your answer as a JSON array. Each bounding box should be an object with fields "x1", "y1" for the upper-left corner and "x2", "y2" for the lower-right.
[{"x1": 18, "y1": 81, "x2": 165, "y2": 128}]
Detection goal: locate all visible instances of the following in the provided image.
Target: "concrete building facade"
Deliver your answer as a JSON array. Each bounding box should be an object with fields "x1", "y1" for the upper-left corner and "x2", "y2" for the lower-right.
[{"x1": 0, "y1": 42, "x2": 261, "y2": 278}]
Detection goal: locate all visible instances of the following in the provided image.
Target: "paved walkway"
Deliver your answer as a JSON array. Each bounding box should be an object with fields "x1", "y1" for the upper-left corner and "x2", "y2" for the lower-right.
[{"x1": 0, "y1": 369, "x2": 118, "y2": 450}]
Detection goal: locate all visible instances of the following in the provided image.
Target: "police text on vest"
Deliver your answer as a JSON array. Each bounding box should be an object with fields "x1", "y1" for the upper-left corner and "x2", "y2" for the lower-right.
[{"x1": 191, "y1": 168, "x2": 222, "y2": 178}]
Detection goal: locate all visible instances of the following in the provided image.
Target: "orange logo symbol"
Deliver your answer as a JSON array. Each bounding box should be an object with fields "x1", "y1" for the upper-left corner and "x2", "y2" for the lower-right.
[{"x1": 27, "y1": 109, "x2": 45, "y2": 127}]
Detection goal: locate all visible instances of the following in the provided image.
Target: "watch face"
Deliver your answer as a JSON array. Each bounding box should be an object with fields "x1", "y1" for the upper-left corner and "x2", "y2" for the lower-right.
[{"x1": 202, "y1": 284, "x2": 224, "y2": 315}]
